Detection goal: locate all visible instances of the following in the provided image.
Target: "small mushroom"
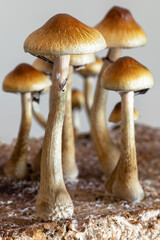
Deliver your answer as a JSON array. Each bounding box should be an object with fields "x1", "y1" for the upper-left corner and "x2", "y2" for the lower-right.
[
  {"x1": 101, "y1": 56, "x2": 154, "y2": 201},
  {"x1": 24, "y1": 13, "x2": 106, "y2": 221},
  {"x1": 109, "y1": 102, "x2": 140, "y2": 124},
  {"x1": 76, "y1": 57, "x2": 103, "y2": 120},
  {"x1": 72, "y1": 89, "x2": 85, "y2": 136},
  {"x1": 2, "y1": 63, "x2": 51, "y2": 179},
  {"x1": 90, "y1": 6, "x2": 147, "y2": 177}
]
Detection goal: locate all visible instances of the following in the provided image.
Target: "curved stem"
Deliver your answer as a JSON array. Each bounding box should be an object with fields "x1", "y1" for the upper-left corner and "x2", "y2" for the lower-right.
[
  {"x1": 32, "y1": 101, "x2": 47, "y2": 129},
  {"x1": 62, "y1": 66, "x2": 78, "y2": 181},
  {"x1": 36, "y1": 55, "x2": 74, "y2": 221},
  {"x1": 4, "y1": 92, "x2": 32, "y2": 179},
  {"x1": 90, "y1": 48, "x2": 122, "y2": 177}
]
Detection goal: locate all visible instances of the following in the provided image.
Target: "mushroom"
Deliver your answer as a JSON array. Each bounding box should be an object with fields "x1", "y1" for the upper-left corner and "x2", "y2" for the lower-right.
[
  {"x1": 62, "y1": 53, "x2": 95, "y2": 182},
  {"x1": 109, "y1": 102, "x2": 140, "y2": 124},
  {"x1": 101, "y1": 56, "x2": 154, "y2": 201},
  {"x1": 90, "y1": 6, "x2": 147, "y2": 177},
  {"x1": 72, "y1": 89, "x2": 85, "y2": 136},
  {"x1": 32, "y1": 54, "x2": 95, "y2": 181},
  {"x1": 24, "y1": 13, "x2": 106, "y2": 220},
  {"x1": 76, "y1": 57, "x2": 103, "y2": 120},
  {"x1": 2, "y1": 63, "x2": 51, "y2": 179}
]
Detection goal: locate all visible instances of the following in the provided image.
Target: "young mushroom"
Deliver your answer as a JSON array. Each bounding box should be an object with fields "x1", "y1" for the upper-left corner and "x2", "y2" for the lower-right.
[
  {"x1": 90, "y1": 6, "x2": 147, "y2": 177},
  {"x1": 101, "y1": 56, "x2": 154, "y2": 201},
  {"x1": 24, "y1": 13, "x2": 106, "y2": 221},
  {"x1": 76, "y1": 57, "x2": 103, "y2": 120},
  {"x1": 109, "y1": 102, "x2": 140, "y2": 124},
  {"x1": 2, "y1": 63, "x2": 51, "y2": 179},
  {"x1": 72, "y1": 89, "x2": 85, "y2": 136}
]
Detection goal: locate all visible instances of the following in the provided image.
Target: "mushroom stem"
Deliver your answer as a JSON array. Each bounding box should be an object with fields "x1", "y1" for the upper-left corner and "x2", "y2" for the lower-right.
[
  {"x1": 4, "y1": 92, "x2": 32, "y2": 179},
  {"x1": 62, "y1": 65, "x2": 78, "y2": 181},
  {"x1": 90, "y1": 48, "x2": 122, "y2": 177},
  {"x1": 111, "y1": 91, "x2": 144, "y2": 201},
  {"x1": 36, "y1": 55, "x2": 74, "y2": 221},
  {"x1": 84, "y1": 75, "x2": 94, "y2": 119},
  {"x1": 72, "y1": 108, "x2": 80, "y2": 136},
  {"x1": 32, "y1": 100, "x2": 47, "y2": 129}
]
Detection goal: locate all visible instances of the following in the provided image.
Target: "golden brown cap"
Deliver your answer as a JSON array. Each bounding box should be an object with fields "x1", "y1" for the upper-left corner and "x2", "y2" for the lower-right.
[
  {"x1": 33, "y1": 58, "x2": 53, "y2": 75},
  {"x1": 109, "y1": 102, "x2": 140, "y2": 123},
  {"x1": 72, "y1": 89, "x2": 85, "y2": 109},
  {"x1": 24, "y1": 14, "x2": 106, "y2": 57},
  {"x1": 102, "y1": 56, "x2": 154, "y2": 92},
  {"x1": 96, "y1": 6, "x2": 147, "y2": 48},
  {"x1": 3, "y1": 63, "x2": 52, "y2": 93},
  {"x1": 77, "y1": 57, "x2": 103, "y2": 76}
]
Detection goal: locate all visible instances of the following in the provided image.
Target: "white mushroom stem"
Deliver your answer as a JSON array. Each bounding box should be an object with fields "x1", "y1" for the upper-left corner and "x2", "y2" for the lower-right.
[
  {"x1": 84, "y1": 75, "x2": 94, "y2": 119},
  {"x1": 32, "y1": 100, "x2": 47, "y2": 129},
  {"x1": 62, "y1": 65, "x2": 78, "y2": 181},
  {"x1": 90, "y1": 48, "x2": 122, "y2": 177},
  {"x1": 4, "y1": 92, "x2": 32, "y2": 179},
  {"x1": 110, "y1": 91, "x2": 144, "y2": 201},
  {"x1": 36, "y1": 55, "x2": 74, "y2": 221},
  {"x1": 72, "y1": 108, "x2": 80, "y2": 136}
]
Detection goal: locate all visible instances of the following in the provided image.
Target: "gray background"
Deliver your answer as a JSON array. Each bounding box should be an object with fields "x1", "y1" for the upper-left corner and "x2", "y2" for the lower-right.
[{"x1": 0, "y1": 0, "x2": 159, "y2": 143}]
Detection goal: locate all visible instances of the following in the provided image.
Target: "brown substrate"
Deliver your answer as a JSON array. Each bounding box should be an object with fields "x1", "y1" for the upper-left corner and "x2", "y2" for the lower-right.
[{"x1": 0, "y1": 124, "x2": 160, "y2": 239}]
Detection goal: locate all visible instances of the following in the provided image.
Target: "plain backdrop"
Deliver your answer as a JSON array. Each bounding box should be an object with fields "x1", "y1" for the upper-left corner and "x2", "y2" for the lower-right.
[{"x1": 0, "y1": 0, "x2": 160, "y2": 143}]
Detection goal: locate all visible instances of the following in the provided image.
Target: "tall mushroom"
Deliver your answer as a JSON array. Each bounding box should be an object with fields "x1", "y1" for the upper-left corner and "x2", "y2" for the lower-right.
[
  {"x1": 24, "y1": 13, "x2": 106, "y2": 220},
  {"x1": 2, "y1": 63, "x2": 51, "y2": 179},
  {"x1": 101, "y1": 56, "x2": 154, "y2": 201},
  {"x1": 62, "y1": 53, "x2": 95, "y2": 181},
  {"x1": 90, "y1": 6, "x2": 147, "y2": 177},
  {"x1": 32, "y1": 54, "x2": 95, "y2": 180}
]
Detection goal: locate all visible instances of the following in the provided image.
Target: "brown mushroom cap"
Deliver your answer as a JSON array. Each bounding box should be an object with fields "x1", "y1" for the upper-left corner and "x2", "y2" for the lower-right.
[
  {"x1": 109, "y1": 102, "x2": 140, "y2": 123},
  {"x1": 77, "y1": 57, "x2": 103, "y2": 76},
  {"x1": 101, "y1": 56, "x2": 154, "y2": 92},
  {"x1": 3, "y1": 63, "x2": 52, "y2": 93},
  {"x1": 33, "y1": 58, "x2": 53, "y2": 75},
  {"x1": 96, "y1": 6, "x2": 147, "y2": 48},
  {"x1": 72, "y1": 89, "x2": 85, "y2": 109},
  {"x1": 24, "y1": 14, "x2": 106, "y2": 57}
]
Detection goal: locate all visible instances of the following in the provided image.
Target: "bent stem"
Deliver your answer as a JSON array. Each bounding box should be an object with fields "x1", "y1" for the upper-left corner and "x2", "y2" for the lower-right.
[
  {"x1": 36, "y1": 55, "x2": 74, "y2": 221},
  {"x1": 90, "y1": 48, "x2": 122, "y2": 177},
  {"x1": 62, "y1": 65, "x2": 78, "y2": 181},
  {"x1": 4, "y1": 92, "x2": 32, "y2": 179},
  {"x1": 111, "y1": 91, "x2": 144, "y2": 201}
]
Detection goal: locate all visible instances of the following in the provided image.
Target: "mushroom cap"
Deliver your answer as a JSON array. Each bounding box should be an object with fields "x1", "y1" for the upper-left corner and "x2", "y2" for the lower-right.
[
  {"x1": 101, "y1": 56, "x2": 154, "y2": 92},
  {"x1": 77, "y1": 57, "x2": 103, "y2": 76},
  {"x1": 33, "y1": 58, "x2": 53, "y2": 75},
  {"x1": 96, "y1": 6, "x2": 147, "y2": 48},
  {"x1": 72, "y1": 89, "x2": 85, "y2": 109},
  {"x1": 24, "y1": 13, "x2": 106, "y2": 57},
  {"x1": 109, "y1": 102, "x2": 140, "y2": 123},
  {"x1": 3, "y1": 63, "x2": 52, "y2": 93}
]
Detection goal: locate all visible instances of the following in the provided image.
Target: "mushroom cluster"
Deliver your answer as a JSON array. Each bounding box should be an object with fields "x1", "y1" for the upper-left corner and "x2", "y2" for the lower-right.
[{"x1": 2, "y1": 5, "x2": 154, "y2": 222}]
